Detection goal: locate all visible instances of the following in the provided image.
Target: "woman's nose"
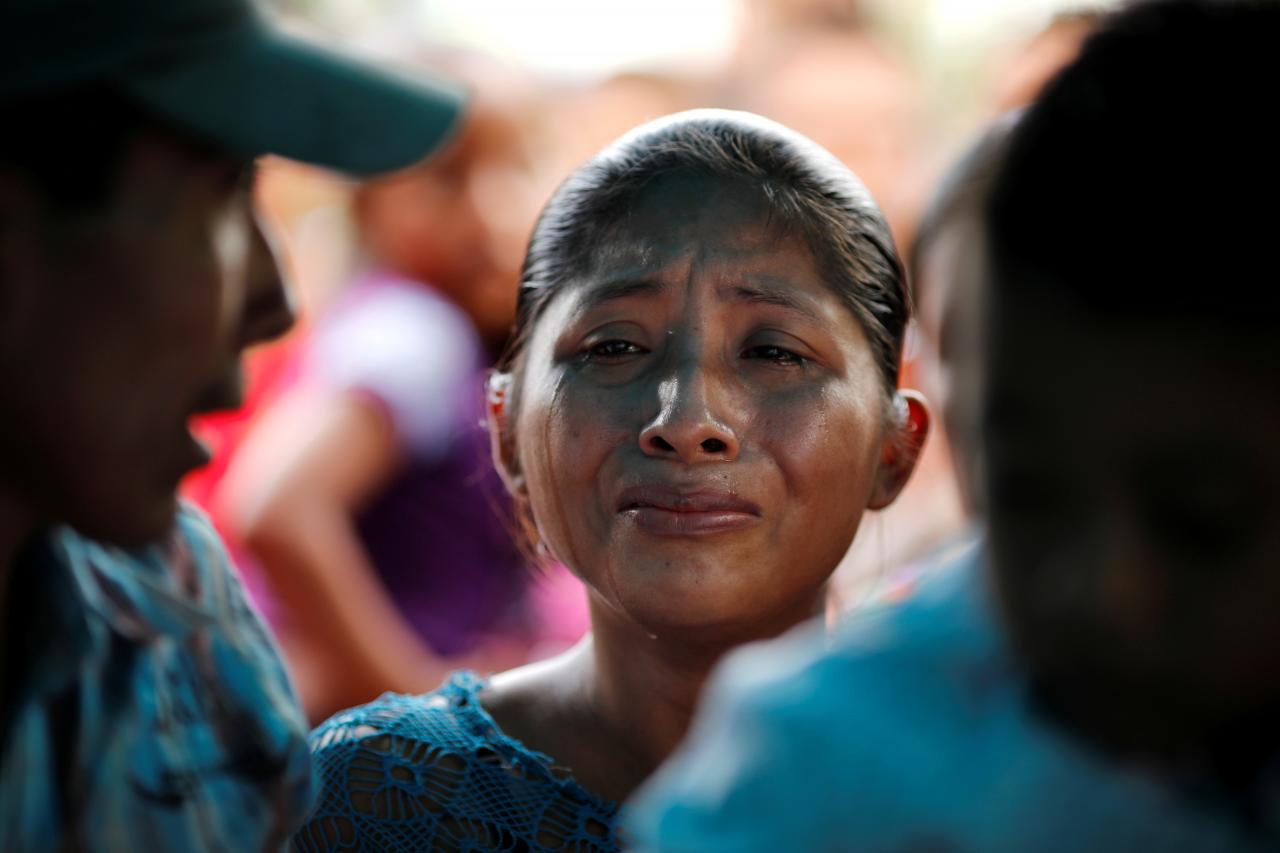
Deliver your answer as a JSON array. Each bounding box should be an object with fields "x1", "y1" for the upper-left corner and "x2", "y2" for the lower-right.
[{"x1": 639, "y1": 367, "x2": 740, "y2": 463}]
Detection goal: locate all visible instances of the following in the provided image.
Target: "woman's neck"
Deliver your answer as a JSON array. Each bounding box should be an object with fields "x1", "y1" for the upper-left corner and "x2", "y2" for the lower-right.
[
  {"x1": 584, "y1": 607, "x2": 720, "y2": 775},
  {"x1": 578, "y1": 587, "x2": 828, "y2": 791},
  {"x1": 485, "y1": 585, "x2": 827, "y2": 803}
]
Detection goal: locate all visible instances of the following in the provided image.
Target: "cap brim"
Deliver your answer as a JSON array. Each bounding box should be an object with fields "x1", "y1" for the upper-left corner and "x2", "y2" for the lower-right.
[{"x1": 121, "y1": 25, "x2": 465, "y2": 178}]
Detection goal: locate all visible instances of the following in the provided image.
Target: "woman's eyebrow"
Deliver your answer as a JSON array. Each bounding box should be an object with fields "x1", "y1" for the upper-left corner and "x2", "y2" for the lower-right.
[
  {"x1": 574, "y1": 274, "x2": 822, "y2": 321},
  {"x1": 578, "y1": 277, "x2": 668, "y2": 312},
  {"x1": 721, "y1": 278, "x2": 820, "y2": 322}
]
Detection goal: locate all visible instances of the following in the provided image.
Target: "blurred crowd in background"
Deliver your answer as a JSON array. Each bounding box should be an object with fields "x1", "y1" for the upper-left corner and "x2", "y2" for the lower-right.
[{"x1": 178, "y1": 0, "x2": 1109, "y2": 724}]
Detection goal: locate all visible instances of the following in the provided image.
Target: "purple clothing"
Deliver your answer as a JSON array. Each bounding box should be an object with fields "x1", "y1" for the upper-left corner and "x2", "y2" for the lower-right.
[{"x1": 309, "y1": 271, "x2": 528, "y2": 656}]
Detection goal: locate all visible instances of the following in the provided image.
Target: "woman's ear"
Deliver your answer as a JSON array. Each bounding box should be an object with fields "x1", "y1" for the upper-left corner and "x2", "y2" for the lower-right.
[
  {"x1": 868, "y1": 389, "x2": 930, "y2": 510},
  {"x1": 486, "y1": 371, "x2": 525, "y2": 496}
]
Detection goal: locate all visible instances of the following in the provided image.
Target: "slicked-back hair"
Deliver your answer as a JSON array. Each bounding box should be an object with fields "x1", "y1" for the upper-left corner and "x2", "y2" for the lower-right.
[{"x1": 500, "y1": 110, "x2": 908, "y2": 397}]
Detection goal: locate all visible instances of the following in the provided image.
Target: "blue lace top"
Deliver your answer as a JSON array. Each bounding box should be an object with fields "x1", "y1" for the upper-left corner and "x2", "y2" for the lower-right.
[{"x1": 294, "y1": 671, "x2": 621, "y2": 852}]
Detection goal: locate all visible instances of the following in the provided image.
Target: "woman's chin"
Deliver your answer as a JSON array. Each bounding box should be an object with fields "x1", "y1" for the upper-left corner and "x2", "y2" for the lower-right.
[{"x1": 603, "y1": 563, "x2": 806, "y2": 641}]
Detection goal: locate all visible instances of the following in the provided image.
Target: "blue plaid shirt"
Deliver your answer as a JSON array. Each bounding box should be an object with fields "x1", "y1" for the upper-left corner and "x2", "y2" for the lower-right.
[{"x1": 1, "y1": 504, "x2": 314, "y2": 851}]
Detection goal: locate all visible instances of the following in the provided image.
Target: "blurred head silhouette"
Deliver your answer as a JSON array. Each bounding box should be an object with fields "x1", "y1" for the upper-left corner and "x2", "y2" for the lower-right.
[
  {"x1": 0, "y1": 0, "x2": 463, "y2": 547},
  {"x1": 984, "y1": 0, "x2": 1280, "y2": 773}
]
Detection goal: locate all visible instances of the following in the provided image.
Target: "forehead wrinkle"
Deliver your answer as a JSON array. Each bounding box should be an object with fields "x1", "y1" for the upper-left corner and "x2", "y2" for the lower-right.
[
  {"x1": 574, "y1": 275, "x2": 670, "y2": 315},
  {"x1": 572, "y1": 233, "x2": 692, "y2": 316},
  {"x1": 571, "y1": 207, "x2": 813, "y2": 318},
  {"x1": 719, "y1": 276, "x2": 822, "y2": 323}
]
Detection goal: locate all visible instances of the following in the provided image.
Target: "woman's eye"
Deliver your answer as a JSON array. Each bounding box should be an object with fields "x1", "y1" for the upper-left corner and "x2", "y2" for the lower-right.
[
  {"x1": 585, "y1": 339, "x2": 644, "y2": 361},
  {"x1": 742, "y1": 344, "x2": 807, "y2": 367}
]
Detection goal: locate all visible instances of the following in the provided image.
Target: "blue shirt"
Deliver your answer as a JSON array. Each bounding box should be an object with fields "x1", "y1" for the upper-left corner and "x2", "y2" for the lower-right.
[
  {"x1": 1, "y1": 504, "x2": 313, "y2": 851},
  {"x1": 628, "y1": 542, "x2": 1280, "y2": 852},
  {"x1": 295, "y1": 671, "x2": 620, "y2": 852}
]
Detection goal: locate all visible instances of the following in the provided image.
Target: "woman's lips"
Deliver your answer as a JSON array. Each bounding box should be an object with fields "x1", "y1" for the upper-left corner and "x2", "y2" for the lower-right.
[{"x1": 616, "y1": 485, "x2": 762, "y2": 537}]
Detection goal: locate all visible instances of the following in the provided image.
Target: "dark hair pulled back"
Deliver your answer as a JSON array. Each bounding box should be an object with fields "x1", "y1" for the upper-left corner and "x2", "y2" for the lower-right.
[{"x1": 499, "y1": 110, "x2": 908, "y2": 398}]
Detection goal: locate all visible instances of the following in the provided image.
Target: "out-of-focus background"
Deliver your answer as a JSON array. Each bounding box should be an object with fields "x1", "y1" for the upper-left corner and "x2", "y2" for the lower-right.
[{"x1": 182, "y1": 0, "x2": 1116, "y2": 723}]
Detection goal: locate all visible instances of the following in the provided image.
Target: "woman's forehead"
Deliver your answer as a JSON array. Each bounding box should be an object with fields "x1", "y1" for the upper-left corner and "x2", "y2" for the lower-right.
[
  {"x1": 622, "y1": 172, "x2": 775, "y2": 227},
  {"x1": 584, "y1": 177, "x2": 803, "y2": 273},
  {"x1": 530, "y1": 227, "x2": 863, "y2": 351},
  {"x1": 521, "y1": 177, "x2": 868, "y2": 337},
  {"x1": 587, "y1": 216, "x2": 803, "y2": 280},
  {"x1": 567, "y1": 219, "x2": 832, "y2": 315}
]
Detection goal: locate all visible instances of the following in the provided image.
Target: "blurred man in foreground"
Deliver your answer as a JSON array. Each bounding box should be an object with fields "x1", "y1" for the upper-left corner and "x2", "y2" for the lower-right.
[
  {"x1": 629, "y1": 1, "x2": 1280, "y2": 849},
  {"x1": 0, "y1": 0, "x2": 463, "y2": 847}
]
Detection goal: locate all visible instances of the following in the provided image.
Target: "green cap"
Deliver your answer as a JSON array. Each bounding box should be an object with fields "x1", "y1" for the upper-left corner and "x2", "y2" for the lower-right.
[{"x1": 1, "y1": 0, "x2": 465, "y2": 177}]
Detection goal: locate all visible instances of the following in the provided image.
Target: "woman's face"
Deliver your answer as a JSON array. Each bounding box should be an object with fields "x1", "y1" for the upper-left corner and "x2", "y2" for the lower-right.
[{"x1": 504, "y1": 177, "x2": 907, "y2": 639}]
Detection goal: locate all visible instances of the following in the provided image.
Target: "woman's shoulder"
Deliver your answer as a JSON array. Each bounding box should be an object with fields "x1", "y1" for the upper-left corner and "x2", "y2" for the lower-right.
[
  {"x1": 308, "y1": 671, "x2": 493, "y2": 758},
  {"x1": 294, "y1": 671, "x2": 619, "y2": 853}
]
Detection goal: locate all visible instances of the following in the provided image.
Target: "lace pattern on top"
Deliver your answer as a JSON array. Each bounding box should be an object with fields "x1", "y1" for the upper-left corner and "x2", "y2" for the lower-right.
[{"x1": 294, "y1": 671, "x2": 620, "y2": 852}]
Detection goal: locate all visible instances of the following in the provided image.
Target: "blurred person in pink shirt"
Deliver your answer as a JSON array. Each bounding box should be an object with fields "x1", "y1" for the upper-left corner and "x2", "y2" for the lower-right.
[{"x1": 223, "y1": 55, "x2": 586, "y2": 724}]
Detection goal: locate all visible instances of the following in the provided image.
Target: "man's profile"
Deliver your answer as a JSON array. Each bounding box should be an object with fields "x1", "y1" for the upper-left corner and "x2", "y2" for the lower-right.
[{"x1": 0, "y1": 0, "x2": 466, "y2": 847}]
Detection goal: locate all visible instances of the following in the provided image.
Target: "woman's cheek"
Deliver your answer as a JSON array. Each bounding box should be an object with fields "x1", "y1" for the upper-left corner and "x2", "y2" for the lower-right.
[
  {"x1": 518, "y1": 395, "x2": 570, "y2": 568},
  {"x1": 753, "y1": 384, "x2": 834, "y2": 470},
  {"x1": 767, "y1": 382, "x2": 882, "y2": 514},
  {"x1": 521, "y1": 373, "x2": 607, "y2": 573}
]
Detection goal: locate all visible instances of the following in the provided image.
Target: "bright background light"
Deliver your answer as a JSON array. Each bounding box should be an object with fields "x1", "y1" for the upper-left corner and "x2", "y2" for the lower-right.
[
  {"x1": 415, "y1": 0, "x2": 741, "y2": 80},
  {"x1": 279, "y1": 0, "x2": 1118, "y2": 82}
]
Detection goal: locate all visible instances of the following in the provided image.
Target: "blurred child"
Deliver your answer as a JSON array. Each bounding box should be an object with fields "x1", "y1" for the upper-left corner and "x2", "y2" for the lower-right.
[
  {"x1": 629, "y1": 2, "x2": 1280, "y2": 849},
  {"x1": 223, "y1": 57, "x2": 577, "y2": 723}
]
